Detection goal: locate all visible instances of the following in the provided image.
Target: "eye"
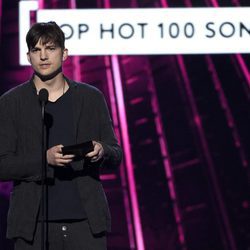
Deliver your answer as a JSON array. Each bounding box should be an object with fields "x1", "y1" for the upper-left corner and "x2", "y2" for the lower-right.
[
  {"x1": 48, "y1": 47, "x2": 56, "y2": 51},
  {"x1": 31, "y1": 48, "x2": 39, "y2": 53}
]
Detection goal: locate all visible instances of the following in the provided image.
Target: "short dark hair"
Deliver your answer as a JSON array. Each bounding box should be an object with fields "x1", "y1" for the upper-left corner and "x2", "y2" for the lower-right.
[{"x1": 26, "y1": 21, "x2": 65, "y2": 51}]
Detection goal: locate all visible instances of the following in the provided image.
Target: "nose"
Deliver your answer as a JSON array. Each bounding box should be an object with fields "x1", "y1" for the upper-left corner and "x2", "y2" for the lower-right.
[{"x1": 40, "y1": 49, "x2": 48, "y2": 61}]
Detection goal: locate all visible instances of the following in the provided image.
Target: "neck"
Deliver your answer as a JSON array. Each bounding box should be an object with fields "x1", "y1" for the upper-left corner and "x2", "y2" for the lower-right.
[{"x1": 34, "y1": 73, "x2": 68, "y2": 101}]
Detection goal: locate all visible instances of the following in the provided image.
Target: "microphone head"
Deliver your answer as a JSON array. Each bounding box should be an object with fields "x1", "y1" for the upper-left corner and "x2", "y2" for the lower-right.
[{"x1": 38, "y1": 88, "x2": 49, "y2": 103}]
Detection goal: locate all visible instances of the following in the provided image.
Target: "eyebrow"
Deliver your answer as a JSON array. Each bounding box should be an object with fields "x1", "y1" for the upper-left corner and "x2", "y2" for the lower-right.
[
  {"x1": 45, "y1": 44, "x2": 57, "y2": 48},
  {"x1": 31, "y1": 44, "x2": 57, "y2": 49}
]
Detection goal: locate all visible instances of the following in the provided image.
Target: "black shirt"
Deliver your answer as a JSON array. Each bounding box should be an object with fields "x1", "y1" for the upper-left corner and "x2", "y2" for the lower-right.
[{"x1": 45, "y1": 88, "x2": 86, "y2": 220}]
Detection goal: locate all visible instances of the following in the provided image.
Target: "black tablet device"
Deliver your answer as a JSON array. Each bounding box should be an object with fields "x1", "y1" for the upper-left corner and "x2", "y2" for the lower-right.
[{"x1": 62, "y1": 141, "x2": 94, "y2": 159}]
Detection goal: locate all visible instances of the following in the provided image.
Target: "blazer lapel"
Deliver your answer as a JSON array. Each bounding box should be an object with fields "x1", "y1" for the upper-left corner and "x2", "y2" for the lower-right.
[
  {"x1": 66, "y1": 78, "x2": 84, "y2": 142},
  {"x1": 26, "y1": 80, "x2": 43, "y2": 138}
]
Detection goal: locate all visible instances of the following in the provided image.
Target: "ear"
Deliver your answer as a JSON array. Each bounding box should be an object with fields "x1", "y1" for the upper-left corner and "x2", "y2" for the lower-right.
[
  {"x1": 62, "y1": 49, "x2": 68, "y2": 61},
  {"x1": 26, "y1": 52, "x2": 31, "y2": 64}
]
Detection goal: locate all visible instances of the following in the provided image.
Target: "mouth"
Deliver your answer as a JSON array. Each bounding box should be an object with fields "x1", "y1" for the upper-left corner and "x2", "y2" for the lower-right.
[{"x1": 39, "y1": 63, "x2": 51, "y2": 69}]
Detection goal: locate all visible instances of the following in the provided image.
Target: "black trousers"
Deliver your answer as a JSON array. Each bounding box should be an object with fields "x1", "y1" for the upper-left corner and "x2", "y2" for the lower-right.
[{"x1": 14, "y1": 220, "x2": 107, "y2": 250}]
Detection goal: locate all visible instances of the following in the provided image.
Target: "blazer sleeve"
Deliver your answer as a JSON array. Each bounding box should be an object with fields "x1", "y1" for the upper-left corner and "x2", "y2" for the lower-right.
[
  {"x1": 0, "y1": 95, "x2": 45, "y2": 182},
  {"x1": 97, "y1": 92, "x2": 122, "y2": 169}
]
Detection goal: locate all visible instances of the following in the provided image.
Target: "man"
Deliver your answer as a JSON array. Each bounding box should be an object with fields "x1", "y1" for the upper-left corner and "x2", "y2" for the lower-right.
[{"x1": 0, "y1": 21, "x2": 122, "y2": 249}]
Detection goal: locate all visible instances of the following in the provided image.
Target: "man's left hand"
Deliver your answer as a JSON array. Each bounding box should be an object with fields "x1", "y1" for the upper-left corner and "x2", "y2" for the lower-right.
[{"x1": 85, "y1": 141, "x2": 104, "y2": 162}]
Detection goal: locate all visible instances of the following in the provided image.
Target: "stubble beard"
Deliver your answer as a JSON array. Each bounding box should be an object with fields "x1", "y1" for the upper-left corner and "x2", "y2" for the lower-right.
[{"x1": 34, "y1": 66, "x2": 63, "y2": 82}]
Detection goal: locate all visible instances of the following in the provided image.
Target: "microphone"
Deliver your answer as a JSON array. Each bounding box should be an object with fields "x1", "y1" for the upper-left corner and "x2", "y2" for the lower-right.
[{"x1": 38, "y1": 88, "x2": 49, "y2": 104}]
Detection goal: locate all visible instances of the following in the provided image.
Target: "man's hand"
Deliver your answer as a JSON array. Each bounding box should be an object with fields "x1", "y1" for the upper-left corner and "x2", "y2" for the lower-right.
[
  {"x1": 47, "y1": 144, "x2": 75, "y2": 167},
  {"x1": 85, "y1": 141, "x2": 104, "y2": 162}
]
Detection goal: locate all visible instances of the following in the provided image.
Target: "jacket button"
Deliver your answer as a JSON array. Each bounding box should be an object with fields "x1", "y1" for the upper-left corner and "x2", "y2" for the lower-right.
[{"x1": 62, "y1": 225, "x2": 67, "y2": 231}]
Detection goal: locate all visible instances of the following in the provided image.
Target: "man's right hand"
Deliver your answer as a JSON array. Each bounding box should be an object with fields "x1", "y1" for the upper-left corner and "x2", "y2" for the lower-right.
[{"x1": 47, "y1": 144, "x2": 75, "y2": 167}]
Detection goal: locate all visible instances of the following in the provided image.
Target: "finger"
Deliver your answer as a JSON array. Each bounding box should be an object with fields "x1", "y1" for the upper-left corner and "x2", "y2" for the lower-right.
[
  {"x1": 86, "y1": 147, "x2": 100, "y2": 157},
  {"x1": 57, "y1": 163, "x2": 66, "y2": 167},
  {"x1": 90, "y1": 156, "x2": 100, "y2": 162},
  {"x1": 55, "y1": 153, "x2": 64, "y2": 159},
  {"x1": 56, "y1": 145, "x2": 64, "y2": 153},
  {"x1": 58, "y1": 158, "x2": 74, "y2": 164},
  {"x1": 62, "y1": 154, "x2": 75, "y2": 159},
  {"x1": 86, "y1": 151, "x2": 98, "y2": 158},
  {"x1": 56, "y1": 153, "x2": 74, "y2": 159}
]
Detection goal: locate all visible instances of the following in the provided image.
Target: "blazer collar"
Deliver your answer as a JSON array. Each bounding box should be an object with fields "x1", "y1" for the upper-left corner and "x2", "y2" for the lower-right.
[{"x1": 64, "y1": 77, "x2": 84, "y2": 141}]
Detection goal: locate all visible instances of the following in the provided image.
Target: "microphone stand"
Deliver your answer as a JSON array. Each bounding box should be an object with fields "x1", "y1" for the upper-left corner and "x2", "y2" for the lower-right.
[{"x1": 39, "y1": 92, "x2": 48, "y2": 250}]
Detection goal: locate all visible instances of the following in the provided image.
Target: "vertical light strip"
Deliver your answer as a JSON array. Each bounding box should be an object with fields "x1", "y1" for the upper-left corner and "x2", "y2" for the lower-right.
[
  {"x1": 148, "y1": 68, "x2": 186, "y2": 248},
  {"x1": 0, "y1": 0, "x2": 2, "y2": 41},
  {"x1": 156, "y1": 1, "x2": 187, "y2": 249},
  {"x1": 104, "y1": 57, "x2": 119, "y2": 127},
  {"x1": 69, "y1": 0, "x2": 81, "y2": 81},
  {"x1": 104, "y1": 56, "x2": 136, "y2": 249},
  {"x1": 111, "y1": 54, "x2": 145, "y2": 250},
  {"x1": 103, "y1": 1, "x2": 145, "y2": 249},
  {"x1": 234, "y1": 54, "x2": 250, "y2": 91},
  {"x1": 210, "y1": 0, "x2": 219, "y2": 6},
  {"x1": 205, "y1": 55, "x2": 248, "y2": 168},
  {"x1": 38, "y1": 0, "x2": 44, "y2": 9}
]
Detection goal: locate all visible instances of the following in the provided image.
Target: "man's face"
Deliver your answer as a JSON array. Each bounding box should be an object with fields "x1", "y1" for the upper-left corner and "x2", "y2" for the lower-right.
[{"x1": 27, "y1": 38, "x2": 68, "y2": 77}]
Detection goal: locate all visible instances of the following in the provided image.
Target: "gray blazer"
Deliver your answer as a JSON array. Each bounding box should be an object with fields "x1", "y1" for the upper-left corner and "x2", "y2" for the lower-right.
[{"x1": 0, "y1": 77, "x2": 122, "y2": 241}]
